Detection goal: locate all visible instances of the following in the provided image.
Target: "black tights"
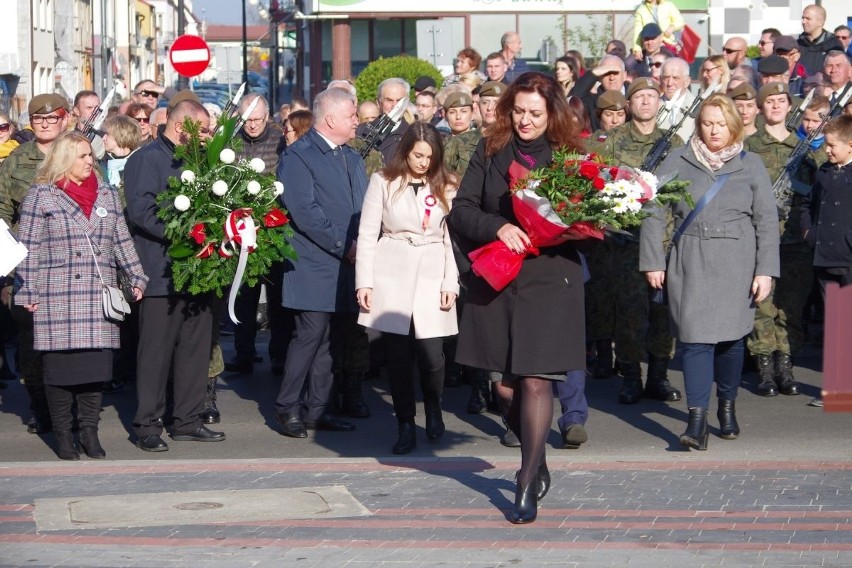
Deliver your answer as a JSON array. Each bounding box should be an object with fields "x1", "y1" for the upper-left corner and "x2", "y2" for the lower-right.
[
  {"x1": 505, "y1": 376, "x2": 554, "y2": 488},
  {"x1": 383, "y1": 331, "x2": 445, "y2": 423}
]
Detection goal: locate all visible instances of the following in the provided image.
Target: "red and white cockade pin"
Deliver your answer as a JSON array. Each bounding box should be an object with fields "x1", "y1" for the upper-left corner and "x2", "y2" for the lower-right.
[{"x1": 422, "y1": 194, "x2": 437, "y2": 230}]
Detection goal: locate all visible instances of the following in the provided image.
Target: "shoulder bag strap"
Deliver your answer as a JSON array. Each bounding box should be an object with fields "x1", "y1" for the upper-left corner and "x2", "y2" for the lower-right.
[
  {"x1": 665, "y1": 171, "x2": 731, "y2": 260},
  {"x1": 84, "y1": 234, "x2": 107, "y2": 287}
]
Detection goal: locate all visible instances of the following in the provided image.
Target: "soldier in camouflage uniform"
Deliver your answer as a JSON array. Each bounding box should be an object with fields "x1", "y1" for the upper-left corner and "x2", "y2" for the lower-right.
[
  {"x1": 444, "y1": 81, "x2": 507, "y2": 180},
  {"x1": 730, "y1": 83, "x2": 760, "y2": 139},
  {"x1": 586, "y1": 78, "x2": 683, "y2": 405},
  {"x1": 0, "y1": 93, "x2": 71, "y2": 434},
  {"x1": 745, "y1": 84, "x2": 827, "y2": 397}
]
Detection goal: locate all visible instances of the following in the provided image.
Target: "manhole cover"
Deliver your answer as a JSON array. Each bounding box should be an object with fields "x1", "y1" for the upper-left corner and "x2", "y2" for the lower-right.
[{"x1": 173, "y1": 502, "x2": 224, "y2": 511}]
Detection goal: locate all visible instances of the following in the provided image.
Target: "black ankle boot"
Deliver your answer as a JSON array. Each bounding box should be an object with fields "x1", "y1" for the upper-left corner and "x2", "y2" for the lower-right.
[
  {"x1": 773, "y1": 352, "x2": 800, "y2": 396},
  {"x1": 392, "y1": 421, "x2": 416, "y2": 454},
  {"x1": 755, "y1": 353, "x2": 778, "y2": 396},
  {"x1": 509, "y1": 481, "x2": 538, "y2": 524},
  {"x1": 76, "y1": 389, "x2": 106, "y2": 458},
  {"x1": 618, "y1": 363, "x2": 643, "y2": 404},
  {"x1": 79, "y1": 428, "x2": 106, "y2": 459},
  {"x1": 680, "y1": 408, "x2": 709, "y2": 450},
  {"x1": 466, "y1": 371, "x2": 488, "y2": 414},
  {"x1": 54, "y1": 430, "x2": 80, "y2": 461},
  {"x1": 424, "y1": 402, "x2": 445, "y2": 441},
  {"x1": 716, "y1": 399, "x2": 739, "y2": 440},
  {"x1": 200, "y1": 376, "x2": 221, "y2": 424},
  {"x1": 535, "y1": 458, "x2": 550, "y2": 501}
]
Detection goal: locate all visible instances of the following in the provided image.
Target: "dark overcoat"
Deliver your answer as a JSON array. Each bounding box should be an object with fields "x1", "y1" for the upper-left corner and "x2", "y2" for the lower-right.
[
  {"x1": 14, "y1": 181, "x2": 148, "y2": 351},
  {"x1": 448, "y1": 138, "x2": 586, "y2": 375},
  {"x1": 277, "y1": 128, "x2": 368, "y2": 313}
]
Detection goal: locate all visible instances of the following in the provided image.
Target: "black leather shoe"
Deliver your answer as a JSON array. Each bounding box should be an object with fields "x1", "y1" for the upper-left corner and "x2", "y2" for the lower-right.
[
  {"x1": 500, "y1": 425, "x2": 521, "y2": 448},
  {"x1": 509, "y1": 481, "x2": 538, "y2": 524},
  {"x1": 276, "y1": 413, "x2": 307, "y2": 438},
  {"x1": 424, "y1": 405, "x2": 445, "y2": 441},
  {"x1": 137, "y1": 434, "x2": 169, "y2": 452},
  {"x1": 562, "y1": 423, "x2": 588, "y2": 449},
  {"x1": 224, "y1": 358, "x2": 253, "y2": 374},
  {"x1": 27, "y1": 416, "x2": 52, "y2": 435},
  {"x1": 618, "y1": 377, "x2": 644, "y2": 404},
  {"x1": 171, "y1": 425, "x2": 226, "y2": 442},
  {"x1": 392, "y1": 421, "x2": 416, "y2": 454},
  {"x1": 535, "y1": 459, "x2": 550, "y2": 501},
  {"x1": 305, "y1": 414, "x2": 355, "y2": 432}
]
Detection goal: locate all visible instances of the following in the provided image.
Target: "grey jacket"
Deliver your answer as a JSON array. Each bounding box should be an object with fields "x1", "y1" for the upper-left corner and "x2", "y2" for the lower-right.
[{"x1": 639, "y1": 145, "x2": 780, "y2": 343}]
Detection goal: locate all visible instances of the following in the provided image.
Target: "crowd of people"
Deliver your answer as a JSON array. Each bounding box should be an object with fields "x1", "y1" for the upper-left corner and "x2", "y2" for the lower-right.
[{"x1": 1, "y1": 3, "x2": 851, "y2": 524}]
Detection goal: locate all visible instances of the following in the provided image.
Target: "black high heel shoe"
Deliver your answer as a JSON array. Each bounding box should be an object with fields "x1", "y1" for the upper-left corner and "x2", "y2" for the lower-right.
[
  {"x1": 680, "y1": 407, "x2": 709, "y2": 451},
  {"x1": 509, "y1": 481, "x2": 538, "y2": 524},
  {"x1": 535, "y1": 459, "x2": 550, "y2": 501}
]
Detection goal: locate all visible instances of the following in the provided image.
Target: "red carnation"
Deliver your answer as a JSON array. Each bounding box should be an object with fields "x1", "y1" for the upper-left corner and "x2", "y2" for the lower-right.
[
  {"x1": 578, "y1": 162, "x2": 600, "y2": 180},
  {"x1": 189, "y1": 223, "x2": 206, "y2": 245},
  {"x1": 264, "y1": 208, "x2": 289, "y2": 228},
  {"x1": 569, "y1": 194, "x2": 583, "y2": 204},
  {"x1": 195, "y1": 242, "x2": 215, "y2": 259},
  {"x1": 593, "y1": 176, "x2": 606, "y2": 190},
  {"x1": 556, "y1": 201, "x2": 567, "y2": 212}
]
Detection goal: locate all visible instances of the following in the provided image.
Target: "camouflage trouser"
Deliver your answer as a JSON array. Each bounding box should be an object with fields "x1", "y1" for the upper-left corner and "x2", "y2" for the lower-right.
[
  {"x1": 10, "y1": 304, "x2": 42, "y2": 386},
  {"x1": 585, "y1": 239, "x2": 672, "y2": 364},
  {"x1": 208, "y1": 297, "x2": 226, "y2": 378},
  {"x1": 747, "y1": 243, "x2": 814, "y2": 356}
]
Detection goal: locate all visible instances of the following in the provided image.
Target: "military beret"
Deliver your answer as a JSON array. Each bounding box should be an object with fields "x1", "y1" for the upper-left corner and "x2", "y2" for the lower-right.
[
  {"x1": 443, "y1": 91, "x2": 474, "y2": 111},
  {"x1": 626, "y1": 77, "x2": 661, "y2": 99},
  {"x1": 478, "y1": 81, "x2": 505, "y2": 98},
  {"x1": 28, "y1": 93, "x2": 70, "y2": 116},
  {"x1": 773, "y1": 35, "x2": 798, "y2": 53},
  {"x1": 596, "y1": 90, "x2": 628, "y2": 111},
  {"x1": 641, "y1": 23, "x2": 663, "y2": 38},
  {"x1": 757, "y1": 55, "x2": 788, "y2": 75},
  {"x1": 167, "y1": 89, "x2": 202, "y2": 111},
  {"x1": 728, "y1": 82, "x2": 757, "y2": 101},
  {"x1": 757, "y1": 82, "x2": 791, "y2": 107}
]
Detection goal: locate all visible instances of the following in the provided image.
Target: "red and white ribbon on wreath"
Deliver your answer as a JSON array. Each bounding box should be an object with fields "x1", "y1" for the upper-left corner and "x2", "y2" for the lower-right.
[{"x1": 221, "y1": 208, "x2": 258, "y2": 324}]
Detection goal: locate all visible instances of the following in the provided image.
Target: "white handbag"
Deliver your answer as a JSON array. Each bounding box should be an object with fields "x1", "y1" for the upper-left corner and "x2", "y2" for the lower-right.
[{"x1": 86, "y1": 235, "x2": 131, "y2": 322}]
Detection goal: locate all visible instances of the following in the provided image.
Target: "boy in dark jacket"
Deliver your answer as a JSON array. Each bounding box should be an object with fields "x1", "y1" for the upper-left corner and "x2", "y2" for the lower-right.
[{"x1": 800, "y1": 114, "x2": 852, "y2": 406}]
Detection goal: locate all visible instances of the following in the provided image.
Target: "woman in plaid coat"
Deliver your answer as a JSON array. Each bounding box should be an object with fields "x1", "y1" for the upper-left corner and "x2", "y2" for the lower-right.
[{"x1": 14, "y1": 132, "x2": 147, "y2": 460}]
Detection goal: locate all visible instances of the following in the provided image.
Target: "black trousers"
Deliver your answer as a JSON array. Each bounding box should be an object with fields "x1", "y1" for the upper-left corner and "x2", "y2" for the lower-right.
[
  {"x1": 275, "y1": 310, "x2": 336, "y2": 422},
  {"x1": 133, "y1": 296, "x2": 212, "y2": 437},
  {"x1": 384, "y1": 330, "x2": 445, "y2": 423}
]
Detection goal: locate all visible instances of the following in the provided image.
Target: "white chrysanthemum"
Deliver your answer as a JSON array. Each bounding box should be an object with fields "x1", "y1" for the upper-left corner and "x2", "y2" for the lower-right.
[
  {"x1": 219, "y1": 148, "x2": 236, "y2": 164},
  {"x1": 174, "y1": 194, "x2": 191, "y2": 211},
  {"x1": 246, "y1": 180, "x2": 261, "y2": 195},
  {"x1": 212, "y1": 180, "x2": 229, "y2": 196},
  {"x1": 180, "y1": 170, "x2": 196, "y2": 184},
  {"x1": 249, "y1": 158, "x2": 265, "y2": 173},
  {"x1": 273, "y1": 181, "x2": 284, "y2": 196},
  {"x1": 611, "y1": 200, "x2": 629, "y2": 214}
]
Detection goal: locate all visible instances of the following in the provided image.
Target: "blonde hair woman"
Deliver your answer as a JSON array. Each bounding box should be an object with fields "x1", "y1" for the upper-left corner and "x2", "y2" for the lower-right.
[
  {"x1": 14, "y1": 131, "x2": 147, "y2": 460},
  {"x1": 700, "y1": 55, "x2": 731, "y2": 93}
]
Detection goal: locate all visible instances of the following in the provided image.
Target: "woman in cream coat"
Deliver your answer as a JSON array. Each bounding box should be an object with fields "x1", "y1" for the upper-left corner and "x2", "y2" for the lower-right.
[{"x1": 355, "y1": 123, "x2": 460, "y2": 455}]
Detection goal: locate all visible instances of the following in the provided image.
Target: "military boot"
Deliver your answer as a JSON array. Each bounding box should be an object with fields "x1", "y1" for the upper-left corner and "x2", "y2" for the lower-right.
[
  {"x1": 773, "y1": 351, "x2": 800, "y2": 396},
  {"x1": 755, "y1": 353, "x2": 778, "y2": 397},
  {"x1": 199, "y1": 376, "x2": 221, "y2": 424},
  {"x1": 643, "y1": 355, "x2": 682, "y2": 401},
  {"x1": 592, "y1": 339, "x2": 615, "y2": 379},
  {"x1": 25, "y1": 383, "x2": 52, "y2": 434},
  {"x1": 618, "y1": 362, "x2": 643, "y2": 404},
  {"x1": 466, "y1": 370, "x2": 489, "y2": 414}
]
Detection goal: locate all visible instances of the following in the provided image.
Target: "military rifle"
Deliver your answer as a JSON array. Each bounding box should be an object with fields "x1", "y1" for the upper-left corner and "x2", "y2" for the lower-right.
[
  {"x1": 78, "y1": 83, "x2": 117, "y2": 141},
  {"x1": 772, "y1": 84, "x2": 852, "y2": 210},
  {"x1": 785, "y1": 88, "x2": 814, "y2": 130},
  {"x1": 358, "y1": 97, "x2": 407, "y2": 159},
  {"x1": 641, "y1": 79, "x2": 718, "y2": 173}
]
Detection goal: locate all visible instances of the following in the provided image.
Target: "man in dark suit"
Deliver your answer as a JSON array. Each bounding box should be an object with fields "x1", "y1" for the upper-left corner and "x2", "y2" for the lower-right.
[
  {"x1": 274, "y1": 87, "x2": 368, "y2": 438},
  {"x1": 125, "y1": 100, "x2": 226, "y2": 452}
]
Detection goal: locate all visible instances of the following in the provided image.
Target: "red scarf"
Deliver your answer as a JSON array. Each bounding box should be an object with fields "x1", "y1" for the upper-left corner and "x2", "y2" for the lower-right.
[{"x1": 57, "y1": 175, "x2": 98, "y2": 218}]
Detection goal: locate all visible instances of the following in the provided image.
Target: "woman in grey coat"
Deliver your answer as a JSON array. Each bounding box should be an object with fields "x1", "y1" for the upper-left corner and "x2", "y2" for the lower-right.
[{"x1": 640, "y1": 94, "x2": 779, "y2": 450}]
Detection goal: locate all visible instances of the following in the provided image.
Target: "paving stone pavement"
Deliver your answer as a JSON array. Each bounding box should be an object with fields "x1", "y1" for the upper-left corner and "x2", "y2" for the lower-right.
[{"x1": 1, "y1": 333, "x2": 851, "y2": 566}]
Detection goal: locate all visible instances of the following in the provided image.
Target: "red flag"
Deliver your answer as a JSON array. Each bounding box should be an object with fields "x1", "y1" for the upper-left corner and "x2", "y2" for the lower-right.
[{"x1": 679, "y1": 25, "x2": 701, "y2": 64}]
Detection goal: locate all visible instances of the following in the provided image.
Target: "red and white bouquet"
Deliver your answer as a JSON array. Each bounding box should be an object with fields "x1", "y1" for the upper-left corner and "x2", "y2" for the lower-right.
[{"x1": 469, "y1": 149, "x2": 692, "y2": 291}]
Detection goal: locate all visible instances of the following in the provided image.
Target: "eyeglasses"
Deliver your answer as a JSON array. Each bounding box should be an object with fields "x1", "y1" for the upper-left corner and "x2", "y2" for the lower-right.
[
  {"x1": 135, "y1": 90, "x2": 160, "y2": 98},
  {"x1": 701, "y1": 65, "x2": 720, "y2": 74},
  {"x1": 836, "y1": 34, "x2": 850, "y2": 40},
  {"x1": 134, "y1": 116, "x2": 150, "y2": 124},
  {"x1": 245, "y1": 118, "x2": 266, "y2": 125},
  {"x1": 650, "y1": 62, "x2": 664, "y2": 68},
  {"x1": 31, "y1": 114, "x2": 63, "y2": 125},
  {"x1": 722, "y1": 48, "x2": 742, "y2": 54},
  {"x1": 758, "y1": 40, "x2": 774, "y2": 46},
  {"x1": 0, "y1": 123, "x2": 10, "y2": 132}
]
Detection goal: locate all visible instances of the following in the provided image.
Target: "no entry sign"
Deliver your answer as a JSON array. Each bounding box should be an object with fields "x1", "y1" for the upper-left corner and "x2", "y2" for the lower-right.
[{"x1": 169, "y1": 34, "x2": 211, "y2": 77}]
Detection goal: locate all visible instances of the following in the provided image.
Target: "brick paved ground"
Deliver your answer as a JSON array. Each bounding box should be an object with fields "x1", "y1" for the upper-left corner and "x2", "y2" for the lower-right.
[{"x1": 1, "y1": 333, "x2": 850, "y2": 566}]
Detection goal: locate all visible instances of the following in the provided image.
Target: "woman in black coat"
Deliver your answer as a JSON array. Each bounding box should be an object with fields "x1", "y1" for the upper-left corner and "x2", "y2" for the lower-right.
[{"x1": 449, "y1": 72, "x2": 587, "y2": 524}]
